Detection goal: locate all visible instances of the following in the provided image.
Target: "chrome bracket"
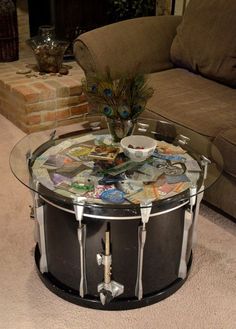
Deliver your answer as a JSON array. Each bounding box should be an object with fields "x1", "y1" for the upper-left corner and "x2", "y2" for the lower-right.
[
  {"x1": 135, "y1": 202, "x2": 152, "y2": 300},
  {"x1": 192, "y1": 185, "x2": 204, "y2": 246},
  {"x1": 97, "y1": 281, "x2": 124, "y2": 306},
  {"x1": 178, "y1": 185, "x2": 196, "y2": 279},
  {"x1": 137, "y1": 122, "x2": 150, "y2": 133},
  {"x1": 178, "y1": 209, "x2": 193, "y2": 279},
  {"x1": 201, "y1": 155, "x2": 211, "y2": 180},
  {"x1": 89, "y1": 121, "x2": 101, "y2": 131},
  {"x1": 30, "y1": 179, "x2": 48, "y2": 273},
  {"x1": 26, "y1": 150, "x2": 32, "y2": 163},
  {"x1": 177, "y1": 134, "x2": 190, "y2": 146},
  {"x1": 189, "y1": 185, "x2": 197, "y2": 213},
  {"x1": 190, "y1": 154, "x2": 210, "y2": 244},
  {"x1": 73, "y1": 196, "x2": 87, "y2": 298},
  {"x1": 49, "y1": 129, "x2": 57, "y2": 141}
]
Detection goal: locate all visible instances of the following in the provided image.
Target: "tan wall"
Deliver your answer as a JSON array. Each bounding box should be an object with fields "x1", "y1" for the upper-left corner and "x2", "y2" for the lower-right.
[
  {"x1": 174, "y1": 0, "x2": 190, "y2": 15},
  {"x1": 16, "y1": 0, "x2": 30, "y2": 50},
  {"x1": 156, "y1": 0, "x2": 172, "y2": 15},
  {"x1": 156, "y1": 0, "x2": 190, "y2": 16}
]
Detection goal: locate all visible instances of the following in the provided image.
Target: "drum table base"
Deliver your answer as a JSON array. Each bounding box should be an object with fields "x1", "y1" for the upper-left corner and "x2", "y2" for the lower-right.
[
  {"x1": 9, "y1": 115, "x2": 220, "y2": 311},
  {"x1": 35, "y1": 245, "x2": 192, "y2": 310}
]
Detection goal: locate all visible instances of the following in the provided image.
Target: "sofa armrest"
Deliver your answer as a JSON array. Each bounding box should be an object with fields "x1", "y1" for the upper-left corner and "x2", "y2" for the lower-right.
[
  {"x1": 214, "y1": 128, "x2": 236, "y2": 177},
  {"x1": 73, "y1": 15, "x2": 182, "y2": 78}
]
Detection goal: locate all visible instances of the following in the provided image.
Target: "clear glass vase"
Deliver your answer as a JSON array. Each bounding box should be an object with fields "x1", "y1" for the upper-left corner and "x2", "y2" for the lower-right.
[
  {"x1": 26, "y1": 25, "x2": 69, "y2": 73},
  {"x1": 106, "y1": 117, "x2": 136, "y2": 143}
]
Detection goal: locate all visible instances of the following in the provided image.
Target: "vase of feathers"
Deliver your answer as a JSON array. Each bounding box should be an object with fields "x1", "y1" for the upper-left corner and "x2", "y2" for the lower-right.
[
  {"x1": 82, "y1": 71, "x2": 154, "y2": 142},
  {"x1": 105, "y1": 116, "x2": 135, "y2": 142}
]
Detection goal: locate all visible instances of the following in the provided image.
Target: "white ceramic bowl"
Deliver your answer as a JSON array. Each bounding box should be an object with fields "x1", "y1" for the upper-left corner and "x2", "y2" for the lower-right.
[{"x1": 120, "y1": 135, "x2": 157, "y2": 162}]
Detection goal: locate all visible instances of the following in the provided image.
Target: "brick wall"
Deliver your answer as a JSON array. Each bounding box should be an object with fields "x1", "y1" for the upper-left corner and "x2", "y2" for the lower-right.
[
  {"x1": 0, "y1": 52, "x2": 89, "y2": 133},
  {"x1": 0, "y1": 1, "x2": 90, "y2": 133}
]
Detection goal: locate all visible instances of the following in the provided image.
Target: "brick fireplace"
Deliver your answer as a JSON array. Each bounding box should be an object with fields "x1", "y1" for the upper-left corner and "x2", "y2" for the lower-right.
[
  {"x1": 0, "y1": 1, "x2": 174, "y2": 133},
  {"x1": 0, "y1": 58, "x2": 88, "y2": 133},
  {"x1": 0, "y1": 0, "x2": 88, "y2": 133}
]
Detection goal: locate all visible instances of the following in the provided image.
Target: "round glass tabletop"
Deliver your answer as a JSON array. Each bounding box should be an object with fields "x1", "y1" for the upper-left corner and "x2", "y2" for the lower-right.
[{"x1": 10, "y1": 114, "x2": 223, "y2": 211}]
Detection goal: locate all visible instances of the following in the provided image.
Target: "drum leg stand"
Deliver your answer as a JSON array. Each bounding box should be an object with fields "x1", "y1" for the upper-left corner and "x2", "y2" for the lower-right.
[{"x1": 97, "y1": 227, "x2": 124, "y2": 305}]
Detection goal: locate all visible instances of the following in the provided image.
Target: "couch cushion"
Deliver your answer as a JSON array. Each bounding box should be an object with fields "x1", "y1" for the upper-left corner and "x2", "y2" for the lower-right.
[
  {"x1": 214, "y1": 129, "x2": 236, "y2": 177},
  {"x1": 146, "y1": 68, "x2": 236, "y2": 138},
  {"x1": 170, "y1": 0, "x2": 236, "y2": 87}
]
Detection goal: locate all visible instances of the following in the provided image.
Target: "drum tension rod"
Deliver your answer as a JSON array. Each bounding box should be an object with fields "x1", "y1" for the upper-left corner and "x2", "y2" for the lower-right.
[
  {"x1": 135, "y1": 201, "x2": 152, "y2": 300},
  {"x1": 201, "y1": 155, "x2": 211, "y2": 180},
  {"x1": 191, "y1": 155, "x2": 211, "y2": 245},
  {"x1": 178, "y1": 185, "x2": 196, "y2": 279},
  {"x1": 30, "y1": 179, "x2": 48, "y2": 274},
  {"x1": 74, "y1": 196, "x2": 88, "y2": 298},
  {"x1": 178, "y1": 152, "x2": 211, "y2": 278}
]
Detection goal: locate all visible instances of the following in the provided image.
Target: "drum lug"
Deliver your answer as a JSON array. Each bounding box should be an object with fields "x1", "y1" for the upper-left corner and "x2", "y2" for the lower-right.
[
  {"x1": 176, "y1": 134, "x2": 190, "y2": 145},
  {"x1": 178, "y1": 185, "x2": 198, "y2": 279},
  {"x1": 201, "y1": 155, "x2": 211, "y2": 180},
  {"x1": 74, "y1": 197, "x2": 88, "y2": 298},
  {"x1": 190, "y1": 156, "x2": 209, "y2": 245},
  {"x1": 29, "y1": 205, "x2": 35, "y2": 219},
  {"x1": 178, "y1": 209, "x2": 193, "y2": 279},
  {"x1": 49, "y1": 129, "x2": 57, "y2": 141},
  {"x1": 30, "y1": 180, "x2": 48, "y2": 274},
  {"x1": 192, "y1": 186, "x2": 204, "y2": 245},
  {"x1": 135, "y1": 202, "x2": 152, "y2": 300},
  {"x1": 25, "y1": 149, "x2": 32, "y2": 164}
]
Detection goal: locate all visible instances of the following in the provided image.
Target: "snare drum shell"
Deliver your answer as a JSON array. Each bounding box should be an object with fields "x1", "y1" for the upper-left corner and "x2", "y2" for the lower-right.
[{"x1": 43, "y1": 201, "x2": 188, "y2": 299}]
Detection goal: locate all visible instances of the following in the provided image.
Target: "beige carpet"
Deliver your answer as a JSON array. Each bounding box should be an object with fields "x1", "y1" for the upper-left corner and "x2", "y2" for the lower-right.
[{"x1": 0, "y1": 113, "x2": 235, "y2": 329}]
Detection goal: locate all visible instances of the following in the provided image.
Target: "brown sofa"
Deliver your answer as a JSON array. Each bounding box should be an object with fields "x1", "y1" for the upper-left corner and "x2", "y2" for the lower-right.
[{"x1": 73, "y1": 0, "x2": 236, "y2": 218}]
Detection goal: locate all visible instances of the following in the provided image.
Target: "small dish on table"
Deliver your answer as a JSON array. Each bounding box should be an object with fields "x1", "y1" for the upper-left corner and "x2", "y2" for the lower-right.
[{"x1": 120, "y1": 135, "x2": 157, "y2": 162}]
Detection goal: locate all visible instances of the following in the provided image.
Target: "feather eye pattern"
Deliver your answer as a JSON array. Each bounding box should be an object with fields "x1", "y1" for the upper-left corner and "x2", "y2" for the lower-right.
[
  {"x1": 103, "y1": 88, "x2": 113, "y2": 97},
  {"x1": 118, "y1": 105, "x2": 131, "y2": 119},
  {"x1": 102, "y1": 105, "x2": 114, "y2": 118},
  {"x1": 82, "y1": 69, "x2": 154, "y2": 120}
]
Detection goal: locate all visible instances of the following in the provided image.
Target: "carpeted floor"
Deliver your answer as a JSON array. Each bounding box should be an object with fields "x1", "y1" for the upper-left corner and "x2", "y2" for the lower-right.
[{"x1": 0, "y1": 113, "x2": 235, "y2": 329}]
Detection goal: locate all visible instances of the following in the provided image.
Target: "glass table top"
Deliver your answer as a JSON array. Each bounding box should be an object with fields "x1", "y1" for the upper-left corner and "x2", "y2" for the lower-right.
[{"x1": 10, "y1": 115, "x2": 223, "y2": 210}]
